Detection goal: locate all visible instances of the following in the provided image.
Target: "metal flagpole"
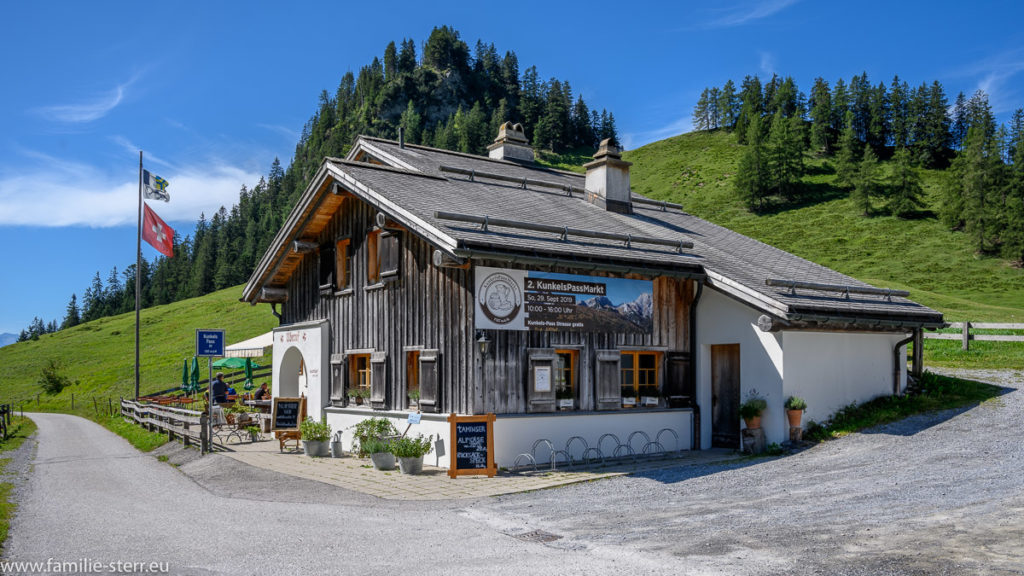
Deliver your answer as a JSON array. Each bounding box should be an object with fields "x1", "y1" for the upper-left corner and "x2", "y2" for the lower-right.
[{"x1": 135, "y1": 151, "x2": 143, "y2": 400}]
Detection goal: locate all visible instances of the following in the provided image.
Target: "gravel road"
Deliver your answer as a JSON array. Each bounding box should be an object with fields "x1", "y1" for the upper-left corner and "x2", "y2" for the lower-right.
[{"x1": 5, "y1": 369, "x2": 1023, "y2": 575}]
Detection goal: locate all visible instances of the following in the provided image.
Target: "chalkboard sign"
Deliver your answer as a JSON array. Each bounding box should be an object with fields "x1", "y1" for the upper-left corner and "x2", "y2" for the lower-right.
[
  {"x1": 272, "y1": 397, "x2": 306, "y2": 432},
  {"x1": 447, "y1": 413, "x2": 496, "y2": 478}
]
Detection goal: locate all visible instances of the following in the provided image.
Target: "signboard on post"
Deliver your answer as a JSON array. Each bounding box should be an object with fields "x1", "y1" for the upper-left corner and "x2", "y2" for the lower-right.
[
  {"x1": 196, "y1": 329, "x2": 226, "y2": 357},
  {"x1": 272, "y1": 397, "x2": 307, "y2": 432},
  {"x1": 447, "y1": 413, "x2": 497, "y2": 478},
  {"x1": 474, "y1": 267, "x2": 653, "y2": 333}
]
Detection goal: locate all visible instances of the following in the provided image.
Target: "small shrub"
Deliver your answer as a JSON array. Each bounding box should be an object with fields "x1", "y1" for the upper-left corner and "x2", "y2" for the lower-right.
[
  {"x1": 739, "y1": 397, "x2": 767, "y2": 420},
  {"x1": 38, "y1": 360, "x2": 78, "y2": 395},
  {"x1": 784, "y1": 396, "x2": 807, "y2": 411},
  {"x1": 299, "y1": 417, "x2": 331, "y2": 442},
  {"x1": 360, "y1": 437, "x2": 392, "y2": 455},
  {"x1": 348, "y1": 417, "x2": 398, "y2": 455},
  {"x1": 391, "y1": 434, "x2": 434, "y2": 458}
]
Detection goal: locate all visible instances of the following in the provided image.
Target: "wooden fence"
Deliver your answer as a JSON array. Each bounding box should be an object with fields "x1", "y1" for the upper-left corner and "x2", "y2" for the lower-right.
[
  {"x1": 146, "y1": 367, "x2": 273, "y2": 398},
  {"x1": 924, "y1": 322, "x2": 1024, "y2": 350},
  {"x1": 121, "y1": 398, "x2": 208, "y2": 450}
]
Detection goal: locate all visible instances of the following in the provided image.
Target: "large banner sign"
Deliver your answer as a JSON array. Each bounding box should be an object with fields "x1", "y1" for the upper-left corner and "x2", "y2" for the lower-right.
[{"x1": 475, "y1": 267, "x2": 653, "y2": 333}]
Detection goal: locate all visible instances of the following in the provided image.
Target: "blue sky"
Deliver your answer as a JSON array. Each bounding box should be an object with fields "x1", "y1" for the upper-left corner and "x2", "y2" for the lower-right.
[{"x1": 2, "y1": 0, "x2": 1023, "y2": 334}]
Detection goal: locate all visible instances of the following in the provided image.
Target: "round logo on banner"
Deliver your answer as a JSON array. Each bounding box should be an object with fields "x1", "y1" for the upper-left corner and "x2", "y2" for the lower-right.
[{"x1": 479, "y1": 272, "x2": 522, "y2": 325}]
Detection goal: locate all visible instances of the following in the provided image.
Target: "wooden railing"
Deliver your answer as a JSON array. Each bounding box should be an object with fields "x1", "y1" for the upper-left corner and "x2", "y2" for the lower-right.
[
  {"x1": 924, "y1": 322, "x2": 1024, "y2": 350},
  {"x1": 121, "y1": 398, "x2": 207, "y2": 449}
]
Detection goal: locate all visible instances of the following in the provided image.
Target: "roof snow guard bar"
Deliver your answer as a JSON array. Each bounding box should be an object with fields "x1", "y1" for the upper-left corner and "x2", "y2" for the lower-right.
[
  {"x1": 765, "y1": 278, "x2": 910, "y2": 301},
  {"x1": 435, "y1": 211, "x2": 694, "y2": 253},
  {"x1": 437, "y1": 165, "x2": 683, "y2": 211}
]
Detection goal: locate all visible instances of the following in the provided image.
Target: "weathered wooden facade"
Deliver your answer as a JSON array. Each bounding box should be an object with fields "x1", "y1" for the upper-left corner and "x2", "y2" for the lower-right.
[{"x1": 244, "y1": 123, "x2": 944, "y2": 463}]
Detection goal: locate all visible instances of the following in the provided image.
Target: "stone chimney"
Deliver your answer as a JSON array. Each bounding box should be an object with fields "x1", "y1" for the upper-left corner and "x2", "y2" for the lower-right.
[
  {"x1": 584, "y1": 138, "x2": 632, "y2": 214},
  {"x1": 487, "y1": 122, "x2": 534, "y2": 163}
]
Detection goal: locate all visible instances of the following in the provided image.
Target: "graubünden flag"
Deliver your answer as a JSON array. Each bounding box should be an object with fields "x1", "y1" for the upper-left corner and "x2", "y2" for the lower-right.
[{"x1": 142, "y1": 203, "x2": 174, "y2": 257}]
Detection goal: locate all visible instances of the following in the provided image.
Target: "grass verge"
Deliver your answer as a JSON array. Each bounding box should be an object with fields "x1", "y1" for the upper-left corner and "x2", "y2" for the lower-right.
[
  {"x1": 99, "y1": 414, "x2": 168, "y2": 452},
  {"x1": 0, "y1": 416, "x2": 38, "y2": 552},
  {"x1": 805, "y1": 371, "x2": 1003, "y2": 442}
]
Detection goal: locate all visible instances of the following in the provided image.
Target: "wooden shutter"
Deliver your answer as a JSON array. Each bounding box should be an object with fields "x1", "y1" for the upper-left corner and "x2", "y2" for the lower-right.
[
  {"x1": 526, "y1": 349, "x2": 556, "y2": 413},
  {"x1": 380, "y1": 231, "x2": 400, "y2": 281},
  {"x1": 370, "y1": 351, "x2": 387, "y2": 408},
  {"x1": 418, "y1": 349, "x2": 440, "y2": 413},
  {"x1": 594, "y1": 349, "x2": 622, "y2": 411},
  {"x1": 665, "y1": 352, "x2": 692, "y2": 408},
  {"x1": 329, "y1": 353, "x2": 347, "y2": 406}
]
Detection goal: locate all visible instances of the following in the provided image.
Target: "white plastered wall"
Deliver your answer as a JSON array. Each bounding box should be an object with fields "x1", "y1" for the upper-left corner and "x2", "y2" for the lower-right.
[
  {"x1": 272, "y1": 320, "x2": 330, "y2": 421},
  {"x1": 782, "y1": 331, "x2": 908, "y2": 426},
  {"x1": 696, "y1": 288, "x2": 784, "y2": 448}
]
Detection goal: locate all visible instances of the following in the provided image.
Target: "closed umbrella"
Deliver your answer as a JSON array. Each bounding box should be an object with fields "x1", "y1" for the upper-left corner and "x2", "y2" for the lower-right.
[
  {"x1": 190, "y1": 356, "x2": 200, "y2": 394},
  {"x1": 243, "y1": 357, "x2": 255, "y2": 390},
  {"x1": 182, "y1": 359, "x2": 190, "y2": 393}
]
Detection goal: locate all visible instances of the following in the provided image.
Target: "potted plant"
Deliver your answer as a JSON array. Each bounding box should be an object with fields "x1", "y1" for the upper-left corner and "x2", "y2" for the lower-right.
[
  {"x1": 348, "y1": 388, "x2": 370, "y2": 406},
  {"x1": 299, "y1": 417, "x2": 331, "y2": 457},
  {"x1": 362, "y1": 437, "x2": 395, "y2": 470},
  {"x1": 348, "y1": 417, "x2": 399, "y2": 456},
  {"x1": 330, "y1": 430, "x2": 345, "y2": 458},
  {"x1": 784, "y1": 396, "x2": 807, "y2": 427},
  {"x1": 739, "y1": 393, "x2": 767, "y2": 430},
  {"x1": 407, "y1": 389, "x2": 420, "y2": 409},
  {"x1": 391, "y1": 434, "x2": 435, "y2": 474}
]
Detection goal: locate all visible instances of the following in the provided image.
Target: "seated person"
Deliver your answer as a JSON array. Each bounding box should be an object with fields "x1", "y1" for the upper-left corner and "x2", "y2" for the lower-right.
[
  {"x1": 253, "y1": 382, "x2": 270, "y2": 400},
  {"x1": 226, "y1": 385, "x2": 237, "y2": 396},
  {"x1": 211, "y1": 373, "x2": 228, "y2": 404}
]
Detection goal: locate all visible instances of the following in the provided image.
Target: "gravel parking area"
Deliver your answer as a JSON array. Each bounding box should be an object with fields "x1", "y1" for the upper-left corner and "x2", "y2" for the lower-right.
[
  {"x1": 463, "y1": 369, "x2": 1024, "y2": 575},
  {"x1": 5, "y1": 370, "x2": 1021, "y2": 575}
]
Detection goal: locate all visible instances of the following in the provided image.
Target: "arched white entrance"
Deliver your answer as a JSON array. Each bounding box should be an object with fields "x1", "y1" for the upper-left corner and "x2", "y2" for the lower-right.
[
  {"x1": 272, "y1": 320, "x2": 329, "y2": 420},
  {"x1": 278, "y1": 346, "x2": 305, "y2": 398}
]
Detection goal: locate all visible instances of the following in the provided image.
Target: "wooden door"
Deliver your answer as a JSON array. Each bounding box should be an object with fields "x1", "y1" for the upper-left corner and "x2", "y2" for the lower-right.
[{"x1": 710, "y1": 344, "x2": 740, "y2": 448}]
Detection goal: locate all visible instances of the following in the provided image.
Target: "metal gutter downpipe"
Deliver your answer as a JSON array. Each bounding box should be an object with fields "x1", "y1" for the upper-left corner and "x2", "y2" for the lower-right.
[
  {"x1": 689, "y1": 280, "x2": 704, "y2": 450},
  {"x1": 893, "y1": 333, "x2": 915, "y2": 396}
]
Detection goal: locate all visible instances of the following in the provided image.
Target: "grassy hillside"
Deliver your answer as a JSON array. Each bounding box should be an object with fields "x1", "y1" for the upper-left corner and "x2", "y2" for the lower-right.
[
  {"x1": 0, "y1": 286, "x2": 277, "y2": 418},
  {"x1": 623, "y1": 129, "x2": 1024, "y2": 323}
]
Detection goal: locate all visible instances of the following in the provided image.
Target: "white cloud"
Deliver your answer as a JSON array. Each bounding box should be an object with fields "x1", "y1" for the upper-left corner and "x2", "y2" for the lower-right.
[
  {"x1": 257, "y1": 123, "x2": 300, "y2": 142},
  {"x1": 622, "y1": 116, "x2": 694, "y2": 150},
  {"x1": 950, "y1": 49, "x2": 1024, "y2": 114},
  {"x1": 32, "y1": 78, "x2": 137, "y2": 123},
  {"x1": 760, "y1": 51, "x2": 777, "y2": 76},
  {"x1": 0, "y1": 152, "x2": 259, "y2": 228},
  {"x1": 703, "y1": 0, "x2": 799, "y2": 28}
]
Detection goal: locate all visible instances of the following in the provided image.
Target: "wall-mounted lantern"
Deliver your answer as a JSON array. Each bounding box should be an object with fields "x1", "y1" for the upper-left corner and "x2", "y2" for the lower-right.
[{"x1": 476, "y1": 331, "x2": 491, "y2": 358}]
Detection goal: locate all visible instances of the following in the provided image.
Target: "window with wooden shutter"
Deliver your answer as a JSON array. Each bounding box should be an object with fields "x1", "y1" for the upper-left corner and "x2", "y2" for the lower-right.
[
  {"x1": 380, "y1": 230, "x2": 400, "y2": 281},
  {"x1": 594, "y1": 350, "x2": 622, "y2": 411},
  {"x1": 418, "y1": 349, "x2": 440, "y2": 413},
  {"x1": 318, "y1": 243, "x2": 334, "y2": 289},
  {"x1": 335, "y1": 238, "x2": 351, "y2": 290},
  {"x1": 526, "y1": 349, "x2": 556, "y2": 413},
  {"x1": 329, "y1": 353, "x2": 346, "y2": 406},
  {"x1": 665, "y1": 352, "x2": 692, "y2": 408},
  {"x1": 370, "y1": 351, "x2": 387, "y2": 408},
  {"x1": 367, "y1": 229, "x2": 381, "y2": 284}
]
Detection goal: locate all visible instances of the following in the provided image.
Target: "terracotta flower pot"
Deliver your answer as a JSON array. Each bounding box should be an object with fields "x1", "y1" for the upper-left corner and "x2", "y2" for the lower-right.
[
  {"x1": 787, "y1": 409, "x2": 803, "y2": 428},
  {"x1": 743, "y1": 416, "x2": 762, "y2": 430}
]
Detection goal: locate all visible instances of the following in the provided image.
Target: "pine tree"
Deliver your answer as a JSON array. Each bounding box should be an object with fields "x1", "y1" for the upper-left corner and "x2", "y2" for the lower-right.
[
  {"x1": 399, "y1": 100, "x2": 422, "y2": 144},
  {"x1": 735, "y1": 115, "x2": 770, "y2": 211},
  {"x1": 887, "y1": 147, "x2": 925, "y2": 217},
  {"x1": 951, "y1": 91, "x2": 968, "y2": 151},
  {"x1": 767, "y1": 111, "x2": 805, "y2": 200},
  {"x1": 735, "y1": 75, "x2": 763, "y2": 144},
  {"x1": 383, "y1": 41, "x2": 397, "y2": 81},
  {"x1": 889, "y1": 76, "x2": 910, "y2": 150},
  {"x1": 61, "y1": 294, "x2": 80, "y2": 329},
  {"x1": 851, "y1": 147, "x2": 881, "y2": 216},
  {"x1": 808, "y1": 77, "x2": 833, "y2": 155},
  {"x1": 693, "y1": 88, "x2": 711, "y2": 131},
  {"x1": 1004, "y1": 108, "x2": 1024, "y2": 263},
  {"x1": 942, "y1": 123, "x2": 1004, "y2": 252},
  {"x1": 866, "y1": 81, "x2": 889, "y2": 154},
  {"x1": 718, "y1": 80, "x2": 739, "y2": 130},
  {"x1": 397, "y1": 38, "x2": 417, "y2": 75},
  {"x1": 834, "y1": 111, "x2": 860, "y2": 189}
]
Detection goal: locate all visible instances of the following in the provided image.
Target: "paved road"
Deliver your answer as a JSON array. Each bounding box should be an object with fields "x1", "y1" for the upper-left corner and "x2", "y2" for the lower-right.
[
  {"x1": 5, "y1": 413, "x2": 684, "y2": 576},
  {"x1": 6, "y1": 369, "x2": 1024, "y2": 575}
]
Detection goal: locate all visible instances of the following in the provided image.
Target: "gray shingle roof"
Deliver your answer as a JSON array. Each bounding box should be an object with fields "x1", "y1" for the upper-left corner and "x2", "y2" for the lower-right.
[{"x1": 317, "y1": 137, "x2": 942, "y2": 325}]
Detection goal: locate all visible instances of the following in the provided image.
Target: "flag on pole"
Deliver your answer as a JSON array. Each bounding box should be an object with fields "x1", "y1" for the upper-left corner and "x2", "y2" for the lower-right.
[
  {"x1": 142, "y1": 203, "x2": 175, "y2": 257},
  {"x1": 142, "y1": 169, "x2": 170, "y2": 202}
]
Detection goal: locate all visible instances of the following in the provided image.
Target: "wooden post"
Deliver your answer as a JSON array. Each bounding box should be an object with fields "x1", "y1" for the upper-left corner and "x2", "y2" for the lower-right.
[
  {"x1": 962, "y1": 321, "x2": 970, "y2": 351},
  {"x1": 912, "y1": 328, "x2": 924, "y2": 378},
  {"x1": 200, "y1": 413, "x2": 209, "y2": 454}
]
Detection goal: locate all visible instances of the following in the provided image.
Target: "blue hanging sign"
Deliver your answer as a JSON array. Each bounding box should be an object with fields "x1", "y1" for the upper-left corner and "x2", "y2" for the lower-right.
[{"x1": 195, "y1": 329, "x2": 226, "y2": 358}]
